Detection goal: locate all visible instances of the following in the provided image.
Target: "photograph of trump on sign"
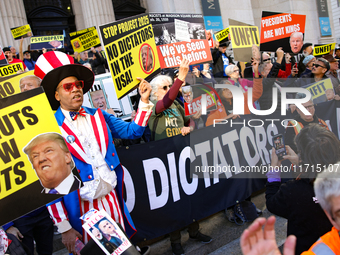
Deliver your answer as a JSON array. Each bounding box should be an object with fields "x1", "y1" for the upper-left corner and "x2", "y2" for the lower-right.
[
  {"x1": 260, "y1": 11, "x2": 306, "y2": 54},
  {"x1": 23, "y1": 132, "x2": 82, "y2": 195}
]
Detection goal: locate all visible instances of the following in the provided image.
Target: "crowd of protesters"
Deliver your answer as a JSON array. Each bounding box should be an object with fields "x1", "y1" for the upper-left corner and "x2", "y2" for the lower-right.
[{"x1": 1, "y1": 29, "x2": 340, "y2": 255}]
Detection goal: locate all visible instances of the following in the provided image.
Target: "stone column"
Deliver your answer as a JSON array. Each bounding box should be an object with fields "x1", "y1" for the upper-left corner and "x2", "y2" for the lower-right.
[
  {"x1": 220, "y1": 0, "x2": 255, "y2": 27},
  {"x1": 0, "y1": 0, "x2": 29, "y2": 52},
  {"x1": 79, "y1": 0, "x2": 116, "y2": 30}
]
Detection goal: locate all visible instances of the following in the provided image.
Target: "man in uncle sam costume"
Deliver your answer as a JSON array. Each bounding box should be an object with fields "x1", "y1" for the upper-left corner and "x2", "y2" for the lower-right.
[{"x1": 34, "y1": 51, "x2": 153, "y2": 253}]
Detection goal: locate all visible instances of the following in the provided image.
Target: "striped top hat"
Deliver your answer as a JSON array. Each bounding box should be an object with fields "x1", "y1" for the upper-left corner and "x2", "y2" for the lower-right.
[{"x1": 34, "y1": 51, "x2": 94, "y2": 110}]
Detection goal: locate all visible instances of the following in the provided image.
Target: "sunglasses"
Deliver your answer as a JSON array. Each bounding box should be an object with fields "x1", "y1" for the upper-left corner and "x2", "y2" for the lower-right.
[
  {"x1": 57, "y1": 80, "x2": 84, "y2": 92},
  {"x1": 161, "y1": 85, "x2": 172, "y2": 91},
  {"x1": 313, "y1": 63, "x2": 326, "y2": 68}
]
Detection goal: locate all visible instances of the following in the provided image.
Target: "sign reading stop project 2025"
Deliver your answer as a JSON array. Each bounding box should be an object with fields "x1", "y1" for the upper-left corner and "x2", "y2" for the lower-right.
[{"x1": 99, "y1": 14, "x2": 161, "y2": 100}]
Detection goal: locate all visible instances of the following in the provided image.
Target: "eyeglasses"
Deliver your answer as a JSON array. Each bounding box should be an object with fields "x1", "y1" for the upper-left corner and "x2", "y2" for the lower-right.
[
  {"x1": 305, "y1": 104, "x2": 314, "y2": 110},
  {"x1": 161, "y1": 85, "x2": 172, "y2": 91},
  {"x1": 56, "y1": 80, "x2": 84, "y2": 92},
  {"x1": 233, "y1": 69, "x2": 239, "y2": 73},
  {"x1": 313, "y1": 63, "x2": 326, "y2": 69}
]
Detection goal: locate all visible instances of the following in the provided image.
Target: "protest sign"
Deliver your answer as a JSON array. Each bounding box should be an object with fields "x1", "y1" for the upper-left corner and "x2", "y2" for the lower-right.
[
  {"x1": 30, "y1": 35, "x2": 64, "y2": 50},
  {"x1": 0, "y1": 63, "x2": 24, "y2": 77},
  {"x1": 214, "y1": 27, "x2": 229, "y2": 43},
  {"x1": 99, "y1": 13, "x2": 161, "y2": 99},
  {"x1": 10, "y1": 24, "x2": 33, "y2": 40},
  {"x1": 229, "y1": 19, "x2": 260, "y2": 62},
  {"x1": 69, "y1": 27, "x2": 101, "y2": 53},
  {"x1": 82, "y1": 73, "x2": 134, "y2": 119},
  {"x1": 302, "y1": 78, "x2": 333, "y2": 104},
  {"x1": 150, "y1": 13, "x2": 212, "y2": 68},
  {"x1": 260, "y1": 11, "x2": 306, "y2": 54},
  {"x1": 183, "y1": 84, "x2": 217, "y2": 116},
  {"x1": 313, "y1": 43, "x2": 336, "y2": 56},
  {"x1": 82, "y1": 210, "x2": 135, "y2": 255},
  {"x1": 0, "y1": 87, "x2": 81, "y2": 226},
  {"x1": 0, "y1": 45, "x2": 8, "y2": 67},
  {"x1": 0, "y1": 70, "x2": 34, "y2": 99}
]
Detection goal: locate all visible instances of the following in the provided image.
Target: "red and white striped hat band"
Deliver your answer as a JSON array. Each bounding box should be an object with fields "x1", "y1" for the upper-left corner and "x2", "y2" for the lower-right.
[
  {"x1": 34, "y1": 51, "x2": 74, "y2": 80},
  {"x1": 34, "y1": 51, "x2": 95, "y2": 111}
]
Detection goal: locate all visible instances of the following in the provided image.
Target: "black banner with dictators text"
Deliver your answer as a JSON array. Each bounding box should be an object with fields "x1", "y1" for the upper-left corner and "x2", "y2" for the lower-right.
[
  {"x1": 120, "y1": 111, "x2": 289, "y2": 242},
  {"x1": 0, "y1": 87, "x2": 81, "y2": 226},
  {"x1": 99, "y1": 14, "x2": 161, "y2": 99},
  {"x1": 150, "y1": 13, "x2": 212, "y2": 68},
  {"x1": 119, "y1": 102, "x2": 340, "y2": 242}
]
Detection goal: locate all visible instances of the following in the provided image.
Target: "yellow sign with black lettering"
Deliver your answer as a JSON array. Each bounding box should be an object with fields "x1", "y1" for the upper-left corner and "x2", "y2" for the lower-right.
[
  {"x1": 215, "y1": 28, "x2": 229, "y2": 42},
  {"x1": 229, "y1": 25, "x2": 260, "y2": 49},
  {"x1": 11, "y1": 24, "x2": 32, "y2": 40},
  {"x1": 0, "y1": 63, "x2": 24, "y2": 77},
  {"x1": 0, "y1": 88, "x2": 68, "y2": 225},
  {"x1": 313, "y1": 43, "x2": 336, "y2": 56},
  {"x1": 31, "y1": 35, "x2": 63, "y2": 43},
  {"x1": 70, "y1": 27, "x2": 101, "y2": 53},
  {"x1": 302, "y1": 78, "x2": 333, "y2": 104},
  {"x1": 99, "y1": 14, "x2": 161, "y2": 99},
  {"x1": 0, "y1": 88, "x2": 60, "y2": 200},
  {"x1": 0, "y1": 70, "x2": 34, "y2": 99}
]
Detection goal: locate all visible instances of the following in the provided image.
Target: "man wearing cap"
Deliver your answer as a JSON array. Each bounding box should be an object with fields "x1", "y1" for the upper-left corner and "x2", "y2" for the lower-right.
[
  {"x1": 300, "y1": 55, "x2": 315, "y2": 77},
  {"x1": 323, "y1": 54, "x2": 340, "y2": 95},
  {"x1": 3, "y1": 47, "x2": 27, "y2": 70},
  {"x1": 34, "y1": 51, "x2": 153, "y2": 253},
  {"x1": 211, "y1": 41, "x2": 234, "y2": 78},
  {"x1": 22, "y1": 50, "x2": 36, "y2": 70}
]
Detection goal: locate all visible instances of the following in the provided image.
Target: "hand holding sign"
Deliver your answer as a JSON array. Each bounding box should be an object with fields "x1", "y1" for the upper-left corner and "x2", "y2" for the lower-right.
[{"x1": 178, "y1": 58, "x2": 190, "y2": 81}]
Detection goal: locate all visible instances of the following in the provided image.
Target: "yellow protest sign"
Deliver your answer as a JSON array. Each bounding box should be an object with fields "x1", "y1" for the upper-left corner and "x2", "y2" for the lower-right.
[
  {"x1": 313, "y1": 43, "x2": 336, "y2": 56},
  {"x1": 230, "y1": 26, "x2": 260, "y2": 49},
  {"x1": 11, "y1": 24, "x2": 32, "y2": 40},
  {"x1": 30, "y1": 35, "x2": 64, "y2": 50},
  {"x1": 0, "y1": 89, "x2": 60, "y2": 200},
  {"x1": 0, "y1": 87, "x2": 78, "y2": 226},
  {"x1": 70, "y1": 27, "x2": 101, "y2": 53},
  {"x1": 215, "y1": 27, "x2": 229, "y2": 42},
  {"x1": 0, "y1": 70, "x2": 34, "y2": 99},
  {"x1": 99, "y1": 14, "x2": 161, "y2": 99},
  {"x1": 0, "y1": 63, "x2": 24, "y2": 77},
  {"x1": 302, "y1": 78, "x2": 333, "y2": 104}
]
